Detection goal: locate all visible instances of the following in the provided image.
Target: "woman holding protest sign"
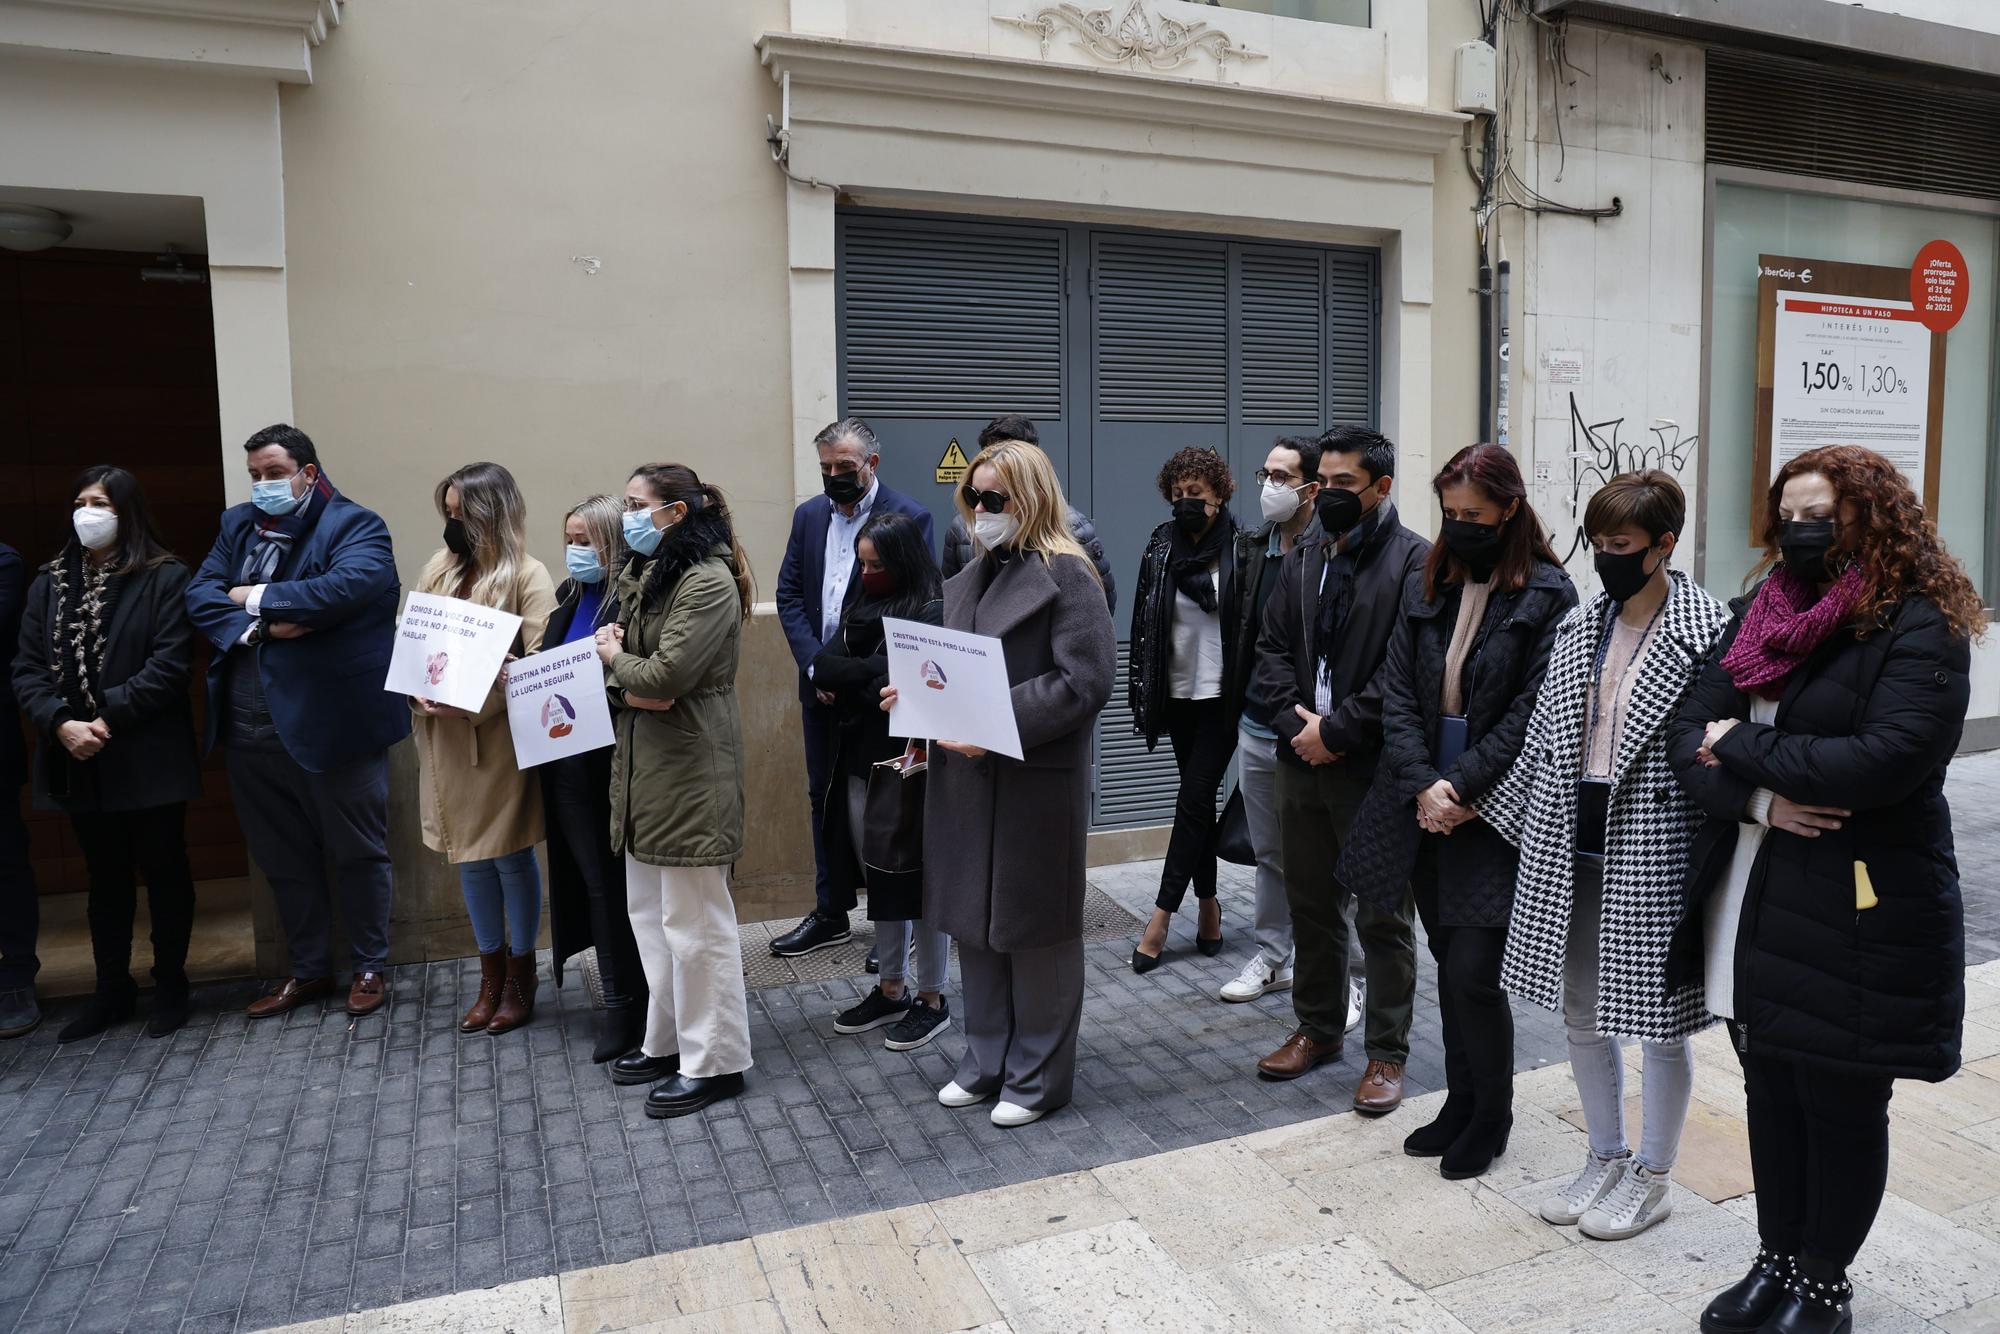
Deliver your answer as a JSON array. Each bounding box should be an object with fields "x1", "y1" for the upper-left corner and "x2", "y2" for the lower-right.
[{"x1": 410, "y1": 462, "x2": 557, "y2": 1036}]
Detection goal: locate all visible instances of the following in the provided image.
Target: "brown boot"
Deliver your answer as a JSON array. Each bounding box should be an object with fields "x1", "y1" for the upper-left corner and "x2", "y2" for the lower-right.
[
  {"x1": 459, "y1": 950, "x2": 504, "y2": 1032},
  {"x1": 486, "y1": 952, "x2": 538, "y2": 1035}
]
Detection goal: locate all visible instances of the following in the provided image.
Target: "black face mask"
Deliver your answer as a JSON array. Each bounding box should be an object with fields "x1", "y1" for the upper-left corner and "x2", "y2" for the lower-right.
[
  {"x1": 1314, "y1": 485, "x2": 1363, "y2": 538},
  {"x1": 443, "y1": 517, "x2": 473, "y2": 558},
  {"x1": 1594, "y1": 547, "x2": 1658, "y2": 604},
  {"x1": 823, "y1": 471, "x2": 865, "y2": 506},
  {"x1": 1171, "y1": 497, "x2": 1212, "y2": 538},
  {"x1": 1441, "y1": 516, "x2": 1507, "y2": 581},
  {"x1": 1779, "y1": 519, "x2": 1838, "y2": 583}
]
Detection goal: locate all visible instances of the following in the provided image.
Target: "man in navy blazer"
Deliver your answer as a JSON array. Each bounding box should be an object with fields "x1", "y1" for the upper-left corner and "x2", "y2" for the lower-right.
[
  {"x1": 772, "y1": 417, "x2": 935, "y2": 958},
  {"x1": 186, "y1": 424, "x2": 410, "y2": 1020}
]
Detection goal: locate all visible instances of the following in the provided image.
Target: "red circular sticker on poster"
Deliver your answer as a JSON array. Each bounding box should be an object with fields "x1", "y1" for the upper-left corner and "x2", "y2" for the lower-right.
[{"x1": 1911, "y1": 240, "x2": 1968, "y2": 333}]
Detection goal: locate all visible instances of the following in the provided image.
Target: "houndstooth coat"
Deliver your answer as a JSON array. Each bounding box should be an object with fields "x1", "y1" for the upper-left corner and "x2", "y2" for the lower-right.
[{"x1": 1480, "y1": 571, "x2": 1730, "y2": 1042}]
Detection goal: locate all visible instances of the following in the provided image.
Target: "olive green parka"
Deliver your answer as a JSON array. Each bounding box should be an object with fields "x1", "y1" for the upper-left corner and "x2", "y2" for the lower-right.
[{"x1": 605, "y1": 513, "x2": 745, "y2": 869}]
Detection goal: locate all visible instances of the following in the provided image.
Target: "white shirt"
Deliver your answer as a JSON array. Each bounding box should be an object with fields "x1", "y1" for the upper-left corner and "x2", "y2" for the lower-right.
[
  {"x1": 1314, "y1": 562, "x2": 1334, "y2": 714},
  {"x1": 1166, "y1": 571, "x2": 1223, "y2": 700},
  {"x1": 1703, "y1": 695, "x2": 1781, "y2": 1020},
  {"x1": 819, "y1": 478, "x2": 879, "y2": 645}
]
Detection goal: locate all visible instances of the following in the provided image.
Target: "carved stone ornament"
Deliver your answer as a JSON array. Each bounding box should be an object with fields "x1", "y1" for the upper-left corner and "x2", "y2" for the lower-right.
[{"x1": 998, "y1": 1, "x2": 1267, "y2": 80}]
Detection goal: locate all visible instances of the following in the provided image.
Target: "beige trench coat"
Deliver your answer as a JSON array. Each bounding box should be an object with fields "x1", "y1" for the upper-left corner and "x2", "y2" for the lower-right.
[{"x1": 411, "y1": 558, "x2": 558, "y2": 864}]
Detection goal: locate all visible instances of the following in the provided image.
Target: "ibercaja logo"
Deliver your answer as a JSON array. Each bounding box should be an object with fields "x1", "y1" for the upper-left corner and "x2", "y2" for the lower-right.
[
  {"x1": 542, "y1": 693, "x2": 576, "y2": 739},
  {"x1": 920, "y1": 660, "x2": 948, "y2": 691}
]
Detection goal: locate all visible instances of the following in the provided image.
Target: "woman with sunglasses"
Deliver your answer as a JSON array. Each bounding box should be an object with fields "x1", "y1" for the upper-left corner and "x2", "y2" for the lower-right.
[
  {"x1": 1126, "y1": 446, "x2": 1240, "y2": 973},
  {"x1": 884, "y1": 440, "x2": 1114, "y2": 1127}
]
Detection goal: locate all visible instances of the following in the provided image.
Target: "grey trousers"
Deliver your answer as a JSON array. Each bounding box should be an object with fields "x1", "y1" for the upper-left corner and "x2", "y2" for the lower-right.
[
  {"x1": 226, "y1": 745, "x2": 394, "y2": 977},
  {"x1": 954, "y1": 937, "x2": 1085, "y2": 1113},
  {"x1": 1236, "y1": 723, "x2": 1293, "y2": 969}
]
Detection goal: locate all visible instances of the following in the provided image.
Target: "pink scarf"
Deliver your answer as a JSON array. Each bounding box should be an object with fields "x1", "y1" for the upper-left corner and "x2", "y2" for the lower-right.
[{"x1": 1719, "y1": 564, "x2": 1865, "y2": 700}]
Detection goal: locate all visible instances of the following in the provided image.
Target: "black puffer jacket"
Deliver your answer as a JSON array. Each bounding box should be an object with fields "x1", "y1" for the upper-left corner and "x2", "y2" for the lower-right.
[
  {"x1": 1338, "y1": 558, "x2": 1576, "y2": 929},
  {"x1": 1127, "y1": 517, "x2": 1240, "y2": 747},
  {"x1": 942, "y1": 507, "x2": 1116, "y2": 613},
  {"x1": 1665, "y1": 590, "x2": 1968, "y2": 1083}
]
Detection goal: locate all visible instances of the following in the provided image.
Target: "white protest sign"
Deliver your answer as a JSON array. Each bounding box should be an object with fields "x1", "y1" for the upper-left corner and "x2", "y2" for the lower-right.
[
  {"x1": 504, "y1": 640, "x2": 615, "y2": 768},
  {"x1": 882, "y1": 617, "x2": 1023, "y2": 761},
  {"x1": 384, "y1": 591, "x2": 522, "y2": 714}
]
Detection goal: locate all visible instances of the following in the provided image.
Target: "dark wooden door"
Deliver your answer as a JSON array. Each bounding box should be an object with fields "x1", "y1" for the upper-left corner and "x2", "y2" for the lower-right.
[{"x1": 0, "y1": 247, "x2": 247, "y2": 892}]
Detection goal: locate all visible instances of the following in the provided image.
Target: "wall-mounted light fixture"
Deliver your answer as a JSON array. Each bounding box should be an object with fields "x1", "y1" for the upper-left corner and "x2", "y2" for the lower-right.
[{"x1": 0, "y1": 205, "x2": 73, "y2": 252}]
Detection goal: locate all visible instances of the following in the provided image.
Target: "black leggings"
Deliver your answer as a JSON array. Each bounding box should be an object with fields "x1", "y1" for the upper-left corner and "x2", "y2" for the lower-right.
[
  {"x1": 544, "y1": 756, "x2": 648, "y2": 1012},
  {"x1": 1156, "y1": 697, "x2": 1236, "y2": 913},
  {"x1": 1733, "y1": 1025, "x2": 1893, "y2": 1277},
  {"x1": 1414, "y1": 843, "x2": 1513, "y2": 1116},
  {"x1": 69, "y1": 803, "x2": 195, "y2": 994}
]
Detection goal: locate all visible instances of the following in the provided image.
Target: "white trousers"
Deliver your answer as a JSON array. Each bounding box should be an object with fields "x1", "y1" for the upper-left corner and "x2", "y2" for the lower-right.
[{"x1": 624, "y1": 856, "x2": 753, "y2": 1080}]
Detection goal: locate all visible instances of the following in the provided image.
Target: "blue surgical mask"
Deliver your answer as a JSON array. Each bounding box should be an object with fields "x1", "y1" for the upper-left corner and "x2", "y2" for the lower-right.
[
  {"x1": 622, "y1": 506, "x2": 665, "y2": 556},
  {"x1": 565, "y1": 543, "x2": 604, "y2": 584},
  {"x1": 251, "y1": 477, "x2": 300, "y2": 516}
]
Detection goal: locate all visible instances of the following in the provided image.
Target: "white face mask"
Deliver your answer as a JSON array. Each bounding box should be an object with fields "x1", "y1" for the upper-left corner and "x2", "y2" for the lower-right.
[
  {"x1": 972, "y1": 510, "x2": 1020, "y2": 550},
  {"x1": 1259, "y1": 481, "x2": 1306, "y2": 524},
  {"x1": 72, "y1": 507, "x2": 119, "y2": 551}
]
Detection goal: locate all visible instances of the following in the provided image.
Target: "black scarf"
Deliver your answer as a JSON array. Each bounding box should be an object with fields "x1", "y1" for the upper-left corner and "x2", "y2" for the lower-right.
[
  {"x1": 1167, "y1": 510, "x2": 1233, "y2": 613},
  {"x1": 50, "y1": 545, "x2": 121, "y2": 717},
  {"x1": 1310, "y1": 499, "x2": 1388, "y2": 670}
]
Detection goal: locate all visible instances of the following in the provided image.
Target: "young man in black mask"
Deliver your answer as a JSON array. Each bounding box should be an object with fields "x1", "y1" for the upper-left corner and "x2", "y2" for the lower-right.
[{"x1": 1248, "y1": 426, "x2": 1428, "y2": 1113}]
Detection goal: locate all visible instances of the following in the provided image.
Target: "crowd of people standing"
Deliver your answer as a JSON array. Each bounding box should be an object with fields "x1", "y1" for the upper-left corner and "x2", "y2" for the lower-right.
[{"x1": 0, "y1": 412, "x2": 1976, "y2": 1332}]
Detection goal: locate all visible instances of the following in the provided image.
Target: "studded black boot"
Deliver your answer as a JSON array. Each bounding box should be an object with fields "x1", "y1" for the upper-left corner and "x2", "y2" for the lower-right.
[
  {"x1": 1759, "y1": 1272, "x2": 1853, "y2": 1334},
  {"x1": 1699, "y1": 1248, "x2": 1795, "y2": 1333}
]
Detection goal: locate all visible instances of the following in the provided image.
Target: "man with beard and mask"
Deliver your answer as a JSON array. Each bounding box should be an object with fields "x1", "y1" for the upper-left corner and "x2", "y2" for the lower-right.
[
  {"x1": 773, "y1": 418, "x2": 936, "y2": 958},
  {"x1": 185, "y1": 424, "x2": 409, "y2": 1019},
  {"x1": 1248, "y1": 426, "x2": 1429, "y2": 1114}
]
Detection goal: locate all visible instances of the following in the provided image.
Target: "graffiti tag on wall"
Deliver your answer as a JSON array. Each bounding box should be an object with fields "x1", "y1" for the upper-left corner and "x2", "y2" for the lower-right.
[{"x1": 1558, "y1": 392, "x2": 1698, "y2": 565}]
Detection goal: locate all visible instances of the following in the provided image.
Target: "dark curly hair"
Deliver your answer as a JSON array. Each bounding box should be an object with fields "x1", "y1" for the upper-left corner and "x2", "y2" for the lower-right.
[
  {"x1": 1155, "y1": 446, "x2": 1234, "y2": 503},
  {"x1": 1757, "y1": 445, "x2": 1985, "y2": 641}
]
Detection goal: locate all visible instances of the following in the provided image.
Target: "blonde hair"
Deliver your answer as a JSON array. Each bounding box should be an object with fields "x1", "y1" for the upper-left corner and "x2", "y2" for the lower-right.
[
  {"x1": 955, "y1": 439, "x2": 1101, "y2": 585},
  {"x1": 566, "y1": 493, "x2": 623, "y2": 576},
  {"x1": 419, "y1": 461, "x2": 530, "y2": 612}
]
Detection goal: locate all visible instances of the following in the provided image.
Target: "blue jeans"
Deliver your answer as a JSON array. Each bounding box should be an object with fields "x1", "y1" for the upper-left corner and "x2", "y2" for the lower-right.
[{"x1": 459, "y1": 847, "x2": 543, "y2": 957}]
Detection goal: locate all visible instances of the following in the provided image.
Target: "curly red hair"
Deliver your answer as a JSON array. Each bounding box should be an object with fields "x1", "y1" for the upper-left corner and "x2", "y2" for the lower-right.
[
  {"x1": 1757, "y1": 445, "x2": 1985, "y2": 640},
  {"x1": 1155, "y1": 446, "x2": 1234, "y2": 503}
]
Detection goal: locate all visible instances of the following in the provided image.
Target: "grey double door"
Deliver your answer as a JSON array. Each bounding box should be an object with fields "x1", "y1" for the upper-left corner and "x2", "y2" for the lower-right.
[{"x1": 836, "y1": 208, "x2": 1377, "y2": 827}]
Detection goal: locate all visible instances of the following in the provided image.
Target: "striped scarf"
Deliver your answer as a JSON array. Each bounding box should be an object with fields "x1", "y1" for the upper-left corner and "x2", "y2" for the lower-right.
[{"x1": 239, "y1": 467, "x2": 337, "y2": 585}]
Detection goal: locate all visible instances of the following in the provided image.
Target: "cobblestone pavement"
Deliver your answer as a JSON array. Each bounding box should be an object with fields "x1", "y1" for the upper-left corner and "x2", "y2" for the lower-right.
[{"x1": 2, "y1": 749, "x2": 1997, "y2": 1333}]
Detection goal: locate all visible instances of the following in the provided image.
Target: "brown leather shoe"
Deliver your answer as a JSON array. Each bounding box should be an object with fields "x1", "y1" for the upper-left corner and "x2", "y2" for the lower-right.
[
  {"x1": 246, "y1": 976, "x2": 335, "y2": 1019},
  {"x1": 347, "y1": 971, "x2": 389, "y2": 1017},
  {"x1": 485, "y1": 953, "x2": 538, "y2": 1035},
  {"x1": 459, "y1": 951, "x2": 503, "y2": 1031},
  {"x1": 1256, "y1": 1028, "x2": 1343, "y2": 1080},
  {"x1": 1353, "y1": 1059, "x2": 1406, "y2": 1114}
]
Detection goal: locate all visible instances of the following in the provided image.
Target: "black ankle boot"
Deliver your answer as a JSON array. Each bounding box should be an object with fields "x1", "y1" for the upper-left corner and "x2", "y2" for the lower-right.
[
  {"x1": 1402, "y1": 1097, "x2": 1473, "y2": 1157},
  {"x1": 1699, "y1": 1249, "x2": 1795, "y2": 1333},
  {"x1": 1758, "y1": 1273, "x2": 1852, "y2": 1334},
  {"x1": 146, "y1": 984, "x2": 190, "y2": 1039},
  {"x1": 592, "y1": 1005, "x2": 645, "y2": 1064},
  {"x1": 58, "y1": 986, "x2": 136, "y2": 1043},
  {"x1": 1439, "y1": 1114, "x2": 1512, "y2": 1180}
]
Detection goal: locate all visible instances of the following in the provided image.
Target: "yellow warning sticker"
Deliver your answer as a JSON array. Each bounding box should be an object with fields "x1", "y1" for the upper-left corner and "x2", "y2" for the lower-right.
[{"x1": 935, "y1": 439, "x2": 971, "y2": 485}]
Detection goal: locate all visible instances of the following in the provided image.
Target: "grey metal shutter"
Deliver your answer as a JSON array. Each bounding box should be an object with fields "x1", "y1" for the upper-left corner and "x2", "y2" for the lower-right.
[
  {"x1": 1239, "y1": 247, "x2": 1323, "y2": 425},
  {"x1": 1095, "y1": 645, "x2": 1184, "y2": 827},
  {"x1": 839, "y1": 220, "x2": 1065, "y2": 418},
  {"x1": 1707, "y1": 48, "x2": 2000, "y2": 203},
  {"x1": 1093, "y1": 235, "x2": 1229, "y2": 423},
  {"x1": 1326, "y1": 250, "x2": 1377, "y2": 428}
]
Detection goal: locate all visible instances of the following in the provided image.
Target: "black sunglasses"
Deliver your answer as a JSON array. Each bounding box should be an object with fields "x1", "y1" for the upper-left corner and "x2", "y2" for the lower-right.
[{"x1": 960, "y1": 485, "x2": 1011, "y2": 514}]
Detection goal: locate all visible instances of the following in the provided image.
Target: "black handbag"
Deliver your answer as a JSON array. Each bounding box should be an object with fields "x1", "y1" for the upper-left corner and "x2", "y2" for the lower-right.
[
  {"x1": 1216, "y1": 783, "x2": 1255, "y2": 866},
  {"x1": 862, "y1": 744, "x2": 927, "y2": 877}
]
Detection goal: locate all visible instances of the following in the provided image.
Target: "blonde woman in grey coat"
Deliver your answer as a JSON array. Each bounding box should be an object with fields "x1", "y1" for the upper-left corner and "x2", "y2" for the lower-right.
[
  {"x1": 882, "y1": 439, "x2": 1115, "y2": 1128},
  {"x1": 1481, "y1": 471, "x2": 1728, "y2": 1245}
]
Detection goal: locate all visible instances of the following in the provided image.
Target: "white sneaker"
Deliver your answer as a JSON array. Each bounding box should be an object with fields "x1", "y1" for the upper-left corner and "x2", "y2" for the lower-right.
[
  {"x1": 1578, "y1": 1160, "x2": 1673, "y2": 1240},
  {"x1": 991, "y1": 1100, "x2": 1044, "y2": 1128},
  {"x1": 1539, "y1": 1149, "x2": 1629, "y2": 1226},
  {"x1": 1220, "y1": 956, "x2": 1293, "y2": 1003},
  {"x1": 1345, "y1": 977, "x2": 1365, "y2": 1032},
  {"x1": 937, "y1": 1080, "x2": 989, "y2": 1108}
]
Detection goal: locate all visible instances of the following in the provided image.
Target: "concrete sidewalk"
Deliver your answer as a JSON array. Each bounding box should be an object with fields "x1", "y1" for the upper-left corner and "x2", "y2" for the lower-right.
[{"x1": 267, "y1": 959, "x2": 2000, "y2": 1333}]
